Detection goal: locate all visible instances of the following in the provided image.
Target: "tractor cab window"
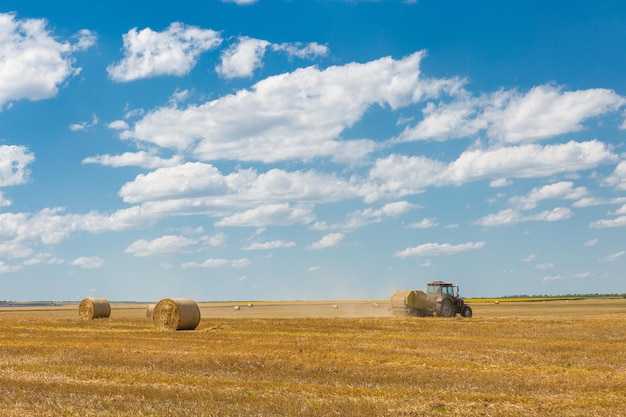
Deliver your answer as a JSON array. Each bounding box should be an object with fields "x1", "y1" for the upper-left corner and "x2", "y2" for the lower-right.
[
  {"x1": 427, "y1": 285, "x2": 441, "y2": 295},
  {"x1": 442, "y1": 286, "x2": 454, "y2": 296}
]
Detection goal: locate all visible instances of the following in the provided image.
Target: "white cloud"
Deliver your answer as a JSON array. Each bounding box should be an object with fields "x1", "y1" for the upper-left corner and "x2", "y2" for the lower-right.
[
  {"x1": 82, "y1": 151, "x2": 183, "y2": 169},
  {"x1": 0, "y1": 145, "x2": 34, "y2": 187},
  {"x1": 394, "y1": 241, "x2": 485, "y2": 258},
  {"x1": 118, "y1": 163, "x2": 360, "y2": 211},
  {"x1": 590, "y1": 216, "x2": 626, "y2": 228},
  {"x1": 313, "y1": 201, "x2": 415, "y2": 230},
  {"x1": 125, "y1": 235, "x2": 197, "y2": 257},
  {"x1": 107, "y1": 22, "x2": 222, "y2": 82},
  {"x1": 408, "y1": 218, "x2": 438, "y2": 229},
  {"x1": 69, "y1": 114, "x2": 98, "y2": 132},
  {"x1": 395, "y1": 84, "x2": 625, "y2": 144},
  {"x1": 0, "y1": 13, "x2": 91, "y2": 108},
  {"x1": 600, "y1": 251, "x2": 625, "y2": 262},
  {"x1": 534, "y1": 262, "x2": 554, "y2": 270},
  {"x1": 508, "y1": 181, "x2": 589, "y2": 210},
  {"x1": 122, "y1": 52, "x2": 461, "y2": 163},
  {"x1": 271, "y1": 42, "x2": 329, "y2": 59},
  {"x1": 216, "y1": 37, "x2": 270, "y2": 79},
  {"x1": 216, "y1": 203, "x2": 315, "y2": 227},
  {"x1": 182, "y1": 258, "x2": 229, "y2": 268},
  {"x1": 309, "y1": 233, "x2": 345, "y2": 250},
  {"x1": 0, "y1": 261, "x2": 22, "y2": 274},
  {"x1": 181, "y1": 257, "x2": 250, "y2": 268},
  {"x1": 119, "y1": 162, "x2": 228, "y2": 203},
  {"x1": 108, "y1": 120, "x2": 130, "y2": 130},
  {"x1": 0, "y1": 192, "x2": 12, "y2": 207},
  {"x1": 216, "y1": 38, "x2": 328, "y2": 79},
  {"x1": 584, "y1": 239, "x2": 598, "y2": 247},
  {"x1": 474, "y1": 207, "x2": 572, "y2": 226},
  {"x1": 70, "y1": 256, "x2": 104, "y2": 269},
  {"x1": 602, "y1": 160, "x2": 626, "y2": 190},
  {"x1": 220, "y1": 0, "x2": 258, "y2": 4},
  {"x1": 543, "y1": 275, "x2": 562, "y2": 282},
  {"x1": 243, "y1": 240, "x2": 296, "y2": 250},
  {"x1": 368, "y1": 140, "x2": 615, "y2": 202},
  {"x1": 573, "y1": 196, "x2": 626, "y2": 208}
]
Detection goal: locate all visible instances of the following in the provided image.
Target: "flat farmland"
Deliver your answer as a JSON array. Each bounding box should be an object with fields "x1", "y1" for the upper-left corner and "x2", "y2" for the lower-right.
[{"x1": 0, "y1": 299, "x2": 625, "y2": 416}]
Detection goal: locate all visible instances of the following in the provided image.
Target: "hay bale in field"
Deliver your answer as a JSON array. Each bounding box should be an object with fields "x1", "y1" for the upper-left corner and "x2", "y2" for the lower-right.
[
  {"x1": 146, "y1": 304, "x2": 155, "y2": 318},
  {"x1": 247, "y1": 303, "x2": 253, "y2": 308},
  {"x1": 152, "y1": 298, "x2": 200, "y2": 331},
  {"x1": 332, "y1": 304, "x2": 339, "y2": 309},
  {"x1": 372, "y1": 302, "x2": 380, "y2": 308},
  {"x1": 234, "y1": 305, "x2": 240, "y2": 311},
  {"x1": 78, "y1": 297, "x2": 111, "y2": 320}
]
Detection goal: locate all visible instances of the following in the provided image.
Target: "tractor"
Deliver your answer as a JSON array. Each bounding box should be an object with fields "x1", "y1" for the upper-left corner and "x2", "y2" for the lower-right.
[{"x1": 390, "y1": 281, "x2": 472, "y2": 318}]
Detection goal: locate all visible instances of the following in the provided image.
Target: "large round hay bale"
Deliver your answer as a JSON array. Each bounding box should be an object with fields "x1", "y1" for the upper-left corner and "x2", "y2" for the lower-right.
[
  {"x1": 79, "y1": 297, "x2": 111, "y2": 320},
  {"x1": 146, "y1": 304, "x2": 155, "y2": 318},
  {"x1": 152, "y1": 298, "x2": 200, "y2": 331}
]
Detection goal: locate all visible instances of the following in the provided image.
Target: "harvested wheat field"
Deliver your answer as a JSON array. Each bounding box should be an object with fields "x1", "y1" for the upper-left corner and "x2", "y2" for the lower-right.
[{"x1": 0, "y1": 298, "x2": 625, "y2": 416}]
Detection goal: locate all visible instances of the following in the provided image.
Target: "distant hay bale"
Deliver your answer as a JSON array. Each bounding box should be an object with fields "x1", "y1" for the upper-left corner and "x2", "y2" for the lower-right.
[
  {"x1": 146, "y1": 304, "x2": 155, "y2": 318},
  {"x1": 372, "y1": 302, "x2": 380, "y2": 308},
  {"x1": 495, "y1": 300, "x2": 500, "y2": 305},
  {"x1": 247, "y1": 303, "x2": 253, "y2": 308},
  {"x1": 152, "y1": 298, "x2": 200, "y2": 331},
  {"x1": 79, "y1": 298, "x2": 111, "y2": 320},
  {"x1": 234, "y1": 305, "x2": 240, "y2": 311},
  {"x1": 332, "y1": 304, "x2": 339, "y2": 309}
]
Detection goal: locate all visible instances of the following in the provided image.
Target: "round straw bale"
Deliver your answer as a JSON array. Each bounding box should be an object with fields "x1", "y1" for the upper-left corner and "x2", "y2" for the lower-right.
[
  {"x1": 146, "y1": 303, "x2": 155, "y2": 318},
  {"x1": 152, "y1": 298, "x2": 200, "y2": 331},
  {"x1": 234, "y1": 305, "x2": 240, "y2": 311},
  {"x1": 79, "y1": 297, "x2": 111, "y2": 320}
]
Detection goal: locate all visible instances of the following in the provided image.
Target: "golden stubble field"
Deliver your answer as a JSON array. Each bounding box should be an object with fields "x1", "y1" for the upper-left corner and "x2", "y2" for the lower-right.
[{"x1": 0, "y1": 299, "x2": 625, "y2": 416}]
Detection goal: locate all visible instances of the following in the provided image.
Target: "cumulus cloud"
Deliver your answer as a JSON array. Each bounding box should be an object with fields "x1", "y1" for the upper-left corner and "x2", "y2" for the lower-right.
[
  {"x1": 313, "y1": 201, "x2": 415, "y2": 230},
  {"x1": 216, "y1": 37, "x2": 329, "y2": 79},
  {"x1": 125, "y1": 235, "x2": 197, "y2": 256},
  {"x1": 602, "y1": 161, "x2": 626, "y2": 190},
  {"x1": 367, "y1": 140, "x2": 616, "y2": 201},
  {"x1": 0, "y1": 13, "x2": 92, "y2": 108},
  {"x1": 272, "y1": 42, "x2": 329, "y2": 59},
  {"x1": 474, "y1": 207, "x2": 573, "y2": 226},
  {"x1": 243, "y1": 240, "x2": 296, "y2": 250},
  {"x1": 408, "y1": 218, "x2": 438, "y2": 229},
  {"x1": 121, "y1": 52, "x2": 462, "y2": 163},
  {"x1": 220, "y1": 0, "x2": 258, "y2": 4},
  {"x1": 118, "y1": 163, "x2": 360, "y2": 209},
  {"x1": 107, "y1": 22, "x2": 222, "y2": 82},
  {"x1": 82, "y1": 151, "x2": 183, "y2": 169},
  {"x1": 309, "y1": 233, "x2": 345, "y2": 249},
  {"x1": 600, "y1": 251, "x2": 626, "y2": 262},
  {"x1": 216, "y1": 203, "x2": 315, "y2": 227},
  {"x1": 0, "y1": 145, "x2": 35, "y2": 186},
  {"x1": 394, "y1": 241, "x2": 485, "y2": 258},
  {"x1": 395, "y1": 84, "x2": 625, "y2": 144},
  {"x1": 216, "y1": 37, "x2": 270, "y2": 79},
  {"x1": 507, "y1": 181, "x2": 589, "y2": 210},
  {"x1": 589, "y1": 216, "x2": 626, "y2": 228},
  {"x1": 69, "y1": 114, "x2": 99, "y2": 132},
  {"x1": 181, "y1": 257, "x2": 250, "y2": 268},
  {"x1": 70, "y1": 256, "x2": 104, "y2": 269}
]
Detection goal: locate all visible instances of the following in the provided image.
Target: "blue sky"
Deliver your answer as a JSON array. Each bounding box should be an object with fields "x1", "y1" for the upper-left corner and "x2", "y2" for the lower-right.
[{"x1": 1, "y1": 0, "x2": 626, "y2": 302}]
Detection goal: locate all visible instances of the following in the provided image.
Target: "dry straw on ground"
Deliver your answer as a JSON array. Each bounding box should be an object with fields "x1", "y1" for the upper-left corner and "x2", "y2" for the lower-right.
[
  {"x1": 152, "y1": 298, "x2": 200, "y2": 330},
  {"x1": 78, "y1": 297, "x2": 111, "y2": 320}
]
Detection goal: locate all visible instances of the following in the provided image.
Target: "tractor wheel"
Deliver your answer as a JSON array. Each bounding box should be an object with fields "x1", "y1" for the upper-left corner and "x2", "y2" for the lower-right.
[
  {"x1": 440, "y1": 299, "x2": 455, "y2": 317},
  {"x1": 461, "y1": 305, "x2": 473, "y2": 318}
]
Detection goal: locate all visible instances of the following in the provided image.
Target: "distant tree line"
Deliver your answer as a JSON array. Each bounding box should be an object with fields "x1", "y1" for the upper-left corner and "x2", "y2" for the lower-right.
[{"x1": 502, "y1": 293, "x2": 626, "y2": 299}]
